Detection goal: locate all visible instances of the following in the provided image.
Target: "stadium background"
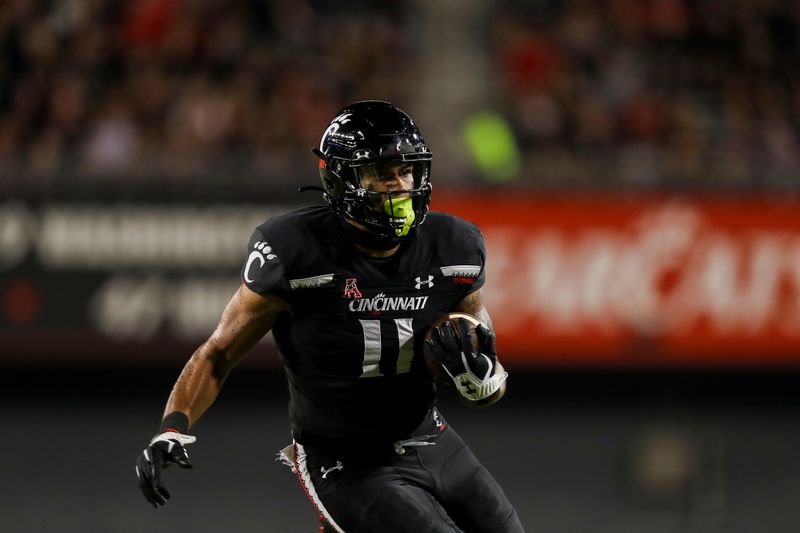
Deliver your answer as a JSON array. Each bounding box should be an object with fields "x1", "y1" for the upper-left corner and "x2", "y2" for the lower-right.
[{"x1": 1, "y1": 1, "x2": 799, "y2": 531}]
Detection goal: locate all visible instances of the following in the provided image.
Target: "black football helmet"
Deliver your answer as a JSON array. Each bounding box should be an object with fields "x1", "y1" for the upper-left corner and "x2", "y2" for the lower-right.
[{"x1": 313, "y1": 101, "x2": 432, "y2": 238}]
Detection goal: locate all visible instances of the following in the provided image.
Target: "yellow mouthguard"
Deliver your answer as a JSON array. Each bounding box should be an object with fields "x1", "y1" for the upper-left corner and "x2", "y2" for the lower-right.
[{"x1": 383, "y1": 197, "x2": 415, "y2": 237}]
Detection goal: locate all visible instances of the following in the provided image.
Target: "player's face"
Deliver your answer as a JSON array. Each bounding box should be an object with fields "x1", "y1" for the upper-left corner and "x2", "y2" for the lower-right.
[{"x1": 357, "y1": 162, "x2": 414, "y2": 207}]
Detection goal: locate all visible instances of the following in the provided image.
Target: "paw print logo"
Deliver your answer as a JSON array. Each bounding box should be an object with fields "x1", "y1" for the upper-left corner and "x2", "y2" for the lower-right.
[
  {"x1": 244, "y1": 241, "x2": 278, "y2": 283},
  {"x1": 253, "y1": 241, "x2": 277, "y2": 260}
]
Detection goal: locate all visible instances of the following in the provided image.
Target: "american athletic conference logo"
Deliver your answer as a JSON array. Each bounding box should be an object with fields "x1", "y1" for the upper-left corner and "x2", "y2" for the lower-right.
[{"x1": 343, "y1": 278, "x2": 362, "y2": 299}]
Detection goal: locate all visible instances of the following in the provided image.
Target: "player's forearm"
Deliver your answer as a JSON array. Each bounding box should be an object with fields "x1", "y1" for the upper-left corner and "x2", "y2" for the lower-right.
[
  {"x1": 158, "y1": 287, "x2": 284, "y2": 428},
  {"x1": 453, "y1": 290, "x2": 495, "y2": 333},
  {"x1": 163, "y1": 342, "x2": 232, "y2": 428}
]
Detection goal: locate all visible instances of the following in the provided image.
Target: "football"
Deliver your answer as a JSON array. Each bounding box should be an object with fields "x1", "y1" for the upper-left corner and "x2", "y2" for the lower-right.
[{"x1": 423, "y1": 312, "x2": 484, "y2": 380}]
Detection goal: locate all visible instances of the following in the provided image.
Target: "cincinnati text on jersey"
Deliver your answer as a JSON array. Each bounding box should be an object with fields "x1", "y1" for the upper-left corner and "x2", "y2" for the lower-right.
[{"x1": 348, "y1": 293, "x2": 429, "y2": 313}]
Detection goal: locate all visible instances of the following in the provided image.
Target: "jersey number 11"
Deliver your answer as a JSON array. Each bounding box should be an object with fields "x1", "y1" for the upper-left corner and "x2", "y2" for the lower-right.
[{"x1": 358, "y1": 318, "x2": 415, "y2": 378}]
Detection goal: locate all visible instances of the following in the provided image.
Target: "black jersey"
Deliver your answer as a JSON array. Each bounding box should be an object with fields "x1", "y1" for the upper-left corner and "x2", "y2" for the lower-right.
[{"x1": 241, "y1": 206, "x2": 485, "y2": 449}]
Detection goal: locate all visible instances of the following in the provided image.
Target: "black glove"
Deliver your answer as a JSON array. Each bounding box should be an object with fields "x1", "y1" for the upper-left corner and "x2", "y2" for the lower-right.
[
  {"x1": 424, "y1": 319, "x2": 508, "y2": 402},
  {"x1": 135, "y1": 431, "x2": 196, "y2": 508}
]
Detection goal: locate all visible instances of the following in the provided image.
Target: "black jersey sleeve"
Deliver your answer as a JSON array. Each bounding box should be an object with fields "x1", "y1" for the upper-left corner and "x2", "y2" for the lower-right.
[
  {"x1": 241, "y1": 226, "x2": 291, "y2": 297},
  {"x1": 468, "y1": 222, "x2": 486, "y2": 293},
  {"x1": 427, "y1": 212, "x2": 487, "y2": 297},
  {"x1": 461, "y1": 220, "x2": 486, "y2": 294}
]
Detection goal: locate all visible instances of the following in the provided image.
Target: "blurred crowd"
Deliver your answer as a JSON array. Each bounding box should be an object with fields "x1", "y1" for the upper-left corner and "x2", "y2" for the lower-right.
[
  {"x1": 0, "y1": 0, "x2": 416, "y2": 191},
  {"x1": 492, "y1": 0, "x2": 800, "y2": 189},
  {"x1": 1, "y1": 0, "x2": 798, "y2": 192}
]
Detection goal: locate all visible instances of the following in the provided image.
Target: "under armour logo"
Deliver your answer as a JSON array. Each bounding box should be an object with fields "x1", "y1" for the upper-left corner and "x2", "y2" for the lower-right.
[
  {"x1": 459, "y1": 378, "x2": 478, "y2": 395},
  {"x1": 320, "y1": 460, "x2": 343, "y2": 479},
  {"x1": 415, "y1": 275, "x2": 434, "y2": 289}
]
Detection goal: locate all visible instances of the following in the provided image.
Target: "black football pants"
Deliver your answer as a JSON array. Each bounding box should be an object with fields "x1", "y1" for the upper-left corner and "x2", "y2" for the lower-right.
[{"x1": 294, "y1": 409, "x2": 524, "y2": 533}]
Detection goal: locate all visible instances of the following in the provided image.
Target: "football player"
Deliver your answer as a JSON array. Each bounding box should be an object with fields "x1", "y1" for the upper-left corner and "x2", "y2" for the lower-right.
[{"x1": 135, "y1": 101, "x2": 524, "y2": 532}]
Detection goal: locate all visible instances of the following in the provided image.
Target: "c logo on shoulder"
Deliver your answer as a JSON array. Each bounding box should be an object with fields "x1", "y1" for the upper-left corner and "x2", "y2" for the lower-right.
[
  {"x1": 244, "y1": 242, "x2": 277, "y2": 283},
  {"x1": 244, "y1": 251, "x2": 265, "y2": 283}
]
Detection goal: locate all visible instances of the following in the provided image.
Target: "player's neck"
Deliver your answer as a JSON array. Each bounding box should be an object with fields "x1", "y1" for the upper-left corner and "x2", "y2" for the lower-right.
[
  {"x1": 354, "y1": 242, "x2": 401, "y2": 258},
  {"x1": 343, "y1": 219, "x2": 403, "y2": 258}
]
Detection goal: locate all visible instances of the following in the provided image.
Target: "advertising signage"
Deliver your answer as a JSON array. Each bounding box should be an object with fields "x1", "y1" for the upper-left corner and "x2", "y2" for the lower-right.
[{"x1": 2, "y1": 194, "x2": 800, "y2": 368}]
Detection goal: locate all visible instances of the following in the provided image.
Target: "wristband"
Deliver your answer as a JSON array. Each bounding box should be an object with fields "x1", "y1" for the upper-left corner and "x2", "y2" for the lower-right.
[{"x1": 159, "y1": 411, "x2": 189, "y2": 434}]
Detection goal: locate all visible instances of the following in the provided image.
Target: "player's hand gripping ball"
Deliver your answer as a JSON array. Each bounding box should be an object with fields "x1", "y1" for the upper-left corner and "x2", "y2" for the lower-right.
[
  {"x1": 423, "y1": 313, "x2": 508, "y2": 402},
  {"x1": 423, "y1": 313, "x2": 481, "y2": 380}
]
